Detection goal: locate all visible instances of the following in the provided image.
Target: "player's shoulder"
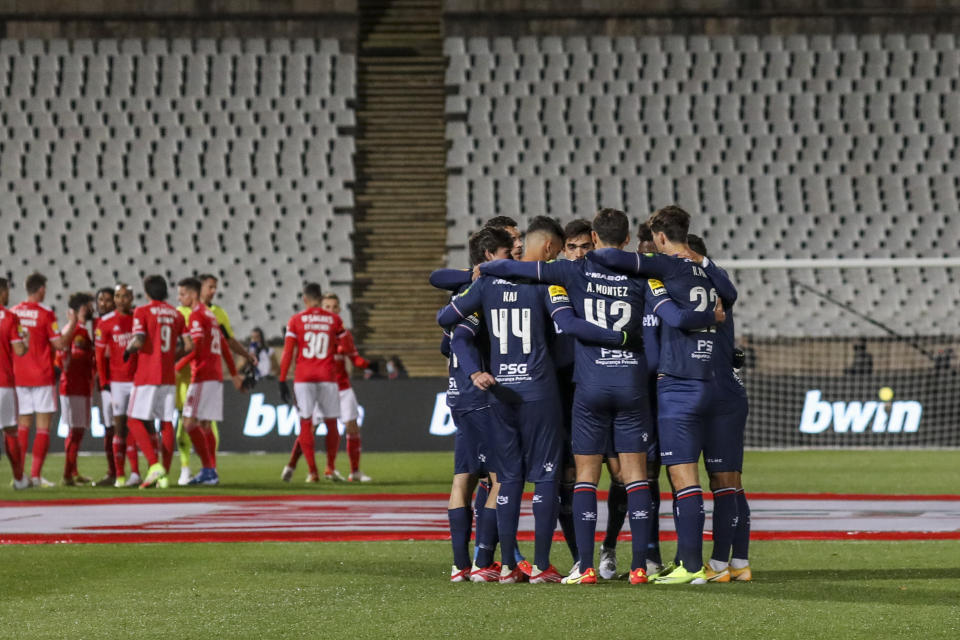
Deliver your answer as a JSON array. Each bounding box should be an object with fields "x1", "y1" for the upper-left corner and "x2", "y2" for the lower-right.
[{"x1": 100, "y1": 311, "x2": 117, "y2": 323}]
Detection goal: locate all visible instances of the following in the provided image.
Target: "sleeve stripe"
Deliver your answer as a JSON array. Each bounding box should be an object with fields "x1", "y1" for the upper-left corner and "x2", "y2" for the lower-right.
[
  {"x1": 537, "y1": 262, "x2": 542, "y2": 280},
  {"x1": 285, "y1": 330, "x2": 296, "y2": 339},
  {"x1": 635, "y1": 253, "x2": 640, "y2": 272},
  {"x1": 653, "y1": 299, "x2": 669, "y2": 313},
  {"x1": 456, "y1": 324, "x2": 477, "y2": 336},
  {"x1": 549, "y1": 305, "x2": 573, "y2": 317},
  {"x1": 450, "y1": 301, "x2": 466, "y2": 319}
]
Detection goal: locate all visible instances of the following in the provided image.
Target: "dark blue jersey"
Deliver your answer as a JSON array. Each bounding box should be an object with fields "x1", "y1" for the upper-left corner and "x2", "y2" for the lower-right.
[
  {"x1": 545, "y1": 284, "x2": 575, "y2": 369},
  {"x1": 710, "y1": 264, "x2": 747, "y2": 400},
  {"x1": 641, "y1": 282, "x2": 662, "y2": 377},
  {"x1": 438, "y1": 274, "x2": 628, "y2": 401},
  {"x1": 444, "y1": 285, "x2": 490, "y2": 412},
  {"x1": 480, "y1": 256, "x2": 650, "y2": 389}
]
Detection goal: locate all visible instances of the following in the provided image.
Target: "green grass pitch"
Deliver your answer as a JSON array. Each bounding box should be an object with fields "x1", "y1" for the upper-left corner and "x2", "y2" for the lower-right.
[{"x1": 1, "y1": 450, "x2": 958, "y2": 639}]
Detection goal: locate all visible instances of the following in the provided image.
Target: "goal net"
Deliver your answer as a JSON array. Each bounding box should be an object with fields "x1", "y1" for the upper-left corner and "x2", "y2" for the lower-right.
[{"x1": 725, "y1": 258, "x2": 960, "y2": 448}]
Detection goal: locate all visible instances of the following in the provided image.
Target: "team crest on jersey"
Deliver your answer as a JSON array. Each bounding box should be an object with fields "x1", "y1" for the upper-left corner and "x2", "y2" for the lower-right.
[
  {"x1": 548, "y1": 285, "x2": 569, "y2": 304},
  {"x1": 647, "y1": 279, "x2": 667, "y2": 296},
  {"x1": 51, "y1": 321, "x2": 59, "y2": 331},
  {"x1": 543, "y1": 461, "x2": 554, "y2": 473}
]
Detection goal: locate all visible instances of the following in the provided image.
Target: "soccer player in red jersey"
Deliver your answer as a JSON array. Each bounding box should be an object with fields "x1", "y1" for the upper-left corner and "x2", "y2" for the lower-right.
[
  {"x1": 122, "y1": 275, "x2": 191, "y2": 489},
  {"x1": 92, "y1": 287, "x2": 120, "y2": 486},
  {"x1": 174, "y1": 277, "x2": 241, "y2": 486},
  {"x1": 281, "y1": 293, "x2": 371, "y2": 483},
  {"x1": 58, "y1": 293, "x2": 96, "y2": 486},
  {"x1": 0, "y1": 278, "x2": 29, "y2": 489},
  {"x1": 12, "y1": 272, "x2": 81, "y2": 487},
  {"x1": 95, "y1": 284, "x2": 144, "y2": 487},
  {"x1": 277, "y1": 282, "x2": 346, "y2": 482}
]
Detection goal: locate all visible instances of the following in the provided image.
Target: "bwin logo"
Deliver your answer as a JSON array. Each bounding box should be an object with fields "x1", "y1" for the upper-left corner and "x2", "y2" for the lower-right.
[
  {"x1": 582, "y1": 512, "x2": 597, "y2": 521},
  {"x1": 497, "y1": 495, "x2": 509, "y2": 505},
  {"x1": 543, "y1": 462, "x2": 554, "y2": 473},
  {"x1": 631, "y1": 510, "x2": 649, "y2": 520},
  {"x1": 532, "y1": 494, "x2": 542, "y2": 504},
  {"x1": 799, "y1": 390, "x2": 922, "y2": 434}
]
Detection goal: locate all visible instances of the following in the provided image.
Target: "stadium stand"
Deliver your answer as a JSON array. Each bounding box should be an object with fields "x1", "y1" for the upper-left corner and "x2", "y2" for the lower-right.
[
  {"x1": 0, "y1": 37, "x2": 356, "y2": 331},
  {"x1": 444, "y1": 34, "x2": 960, "y2": 336}
]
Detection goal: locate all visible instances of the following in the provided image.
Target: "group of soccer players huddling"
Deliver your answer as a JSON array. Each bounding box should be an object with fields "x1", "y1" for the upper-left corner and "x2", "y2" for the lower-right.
[
  {"x1": 0, "y1": 272, "x2": 372, "y2": 490},
  {"x1": 433, "y1": 206, "x2": 752, "y2": 585}
]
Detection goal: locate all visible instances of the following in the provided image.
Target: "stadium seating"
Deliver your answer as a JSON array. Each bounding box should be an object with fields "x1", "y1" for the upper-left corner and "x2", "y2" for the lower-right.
[
  {"x1": 444, "y1": 34, "x2": 960, "y2": 336},
  {"x1": 0, "y1": 38, "x2": 356, "y2": 331}
]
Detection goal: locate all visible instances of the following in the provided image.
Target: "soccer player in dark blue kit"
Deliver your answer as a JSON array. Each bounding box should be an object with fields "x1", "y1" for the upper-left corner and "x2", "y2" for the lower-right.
[
  {"x1": 588, "y1": 205, "x2": 738, "y2": 584},
  {"x1": 442, "y1": 227, "x2": 514, "y2": 582},
  {"x1": 686, "y1": 234, "x2": 752, "y2": 583},
  {"x1": 438, "y1": 216, "x2": 641, "y2": 584},
  {"x1": 479, "y1": 209, "x2": 720, "y2": 585}
]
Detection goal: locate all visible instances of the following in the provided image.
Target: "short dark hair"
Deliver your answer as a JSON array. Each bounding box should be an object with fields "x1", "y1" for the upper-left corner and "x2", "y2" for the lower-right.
[
  {"x1": 648, "y1": 205, "x2": 691, "y2": 243},
  {"x1": 592, "y1": 208, "x2": 630, "y2": 246},
  {"x1": 0, "y1": 277, "x2": 9, "y2": 291},
  {"x1": 687, "y1": 234, "x2": 708, "y2": 257},
  {"x1": 177, "y1": 277, "x2": 202, "y2": 294},
  {"x1": 96, "y1": 287, "x2": 114, "y2": 299},
  {"x1": 564, "y1": 218, "x2": 592, "y2": 241},
  {"x1": 636, "y1": 221, "x2": 653, "y2": 244},
  {"x1": 68, "y1": 292, "x2": 94, "y2": 311},
  {"x1": 303, "y1": 282, "x2": 323, "y2": 301},
  {"x1": 468, "y1": 226, "x2": 514, "y2": 266},
  {"x1": 198, "y1": 273, "x2": 217, "y2": 284},
  {"x1": 143, "y1": 275, "x2": 168, "y2": 301},
  {"x1": 485, "y1": 215, "x2": 518, "y2": 230},
  {"x1": 25, "y1": 272, "x2": 47, "y2": 294},
  {"x1": 526, "y1": 215, "x2": 564, "y2": 244}
]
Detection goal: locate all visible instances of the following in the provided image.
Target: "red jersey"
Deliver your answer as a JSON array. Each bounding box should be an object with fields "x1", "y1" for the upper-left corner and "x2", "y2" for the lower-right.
[
  {"x1": 59, "y1": 326, "x2": 94, "y2": 397},
  {"x1": 95, "y1": 311, "x2": 137, "y2": 383},
  {"x1": 132, "y1": 300, "x2": 187, "y2": 386},
  {"x1": 187, "y1": 303, "x2": 224, "y2": 383},
  {"x1": 334, "y1": 329, "x2": 369, "y2": 391},
  {"x1": 280, "y1": 307, "x2": 345, "y2": 383},
  {"x1": 11, "y1": 301, "x2": 59, "y2": 387},
  {"x1": 0, "y1": 306, "x2": 24, "y2": 388}
]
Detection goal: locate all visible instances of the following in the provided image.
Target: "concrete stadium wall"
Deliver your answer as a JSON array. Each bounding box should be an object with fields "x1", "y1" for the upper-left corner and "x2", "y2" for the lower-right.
[
  {"x1": 444, "y1": 0, "x2": 960, "y2": 36},
  {"x1": 0, "y1": 1, "x2": 357, "y2": 42}
]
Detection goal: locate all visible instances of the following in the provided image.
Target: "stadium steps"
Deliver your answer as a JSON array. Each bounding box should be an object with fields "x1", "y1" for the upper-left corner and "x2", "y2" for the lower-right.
[{"x1": 351, "y1": 0, "x2": 449, "y2": 377}]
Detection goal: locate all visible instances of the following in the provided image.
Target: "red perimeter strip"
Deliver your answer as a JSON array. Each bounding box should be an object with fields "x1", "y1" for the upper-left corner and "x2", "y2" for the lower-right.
[
  {"x1": 2, "y1": 490, "x2": 958, "y2": 508},
  {"x1": 2, "y1": 530, "x2": 959, "y2": 545}
]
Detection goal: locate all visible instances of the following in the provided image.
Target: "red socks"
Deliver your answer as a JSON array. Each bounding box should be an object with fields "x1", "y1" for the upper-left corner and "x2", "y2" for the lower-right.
[
  {"x1": 298, "y1": 418, "x2": 318, "y2": 475},
  {"x1": 186, "y1": 425, "x2": 211, "y2": 469},
  {"x1": 113, "y1": 434, "x2": 126, "y2": 478},
  {"x1": 288, "y1": 440, "x2": 302, "y2": 468},
  {"x1": 203, "y1": 427, "x2": 217, "y2": 468},
  {"x1": 63, "y1": 428, "x2": 84, "y2": 478},
  {"x1": 3, "y1": 431, "x2": 23, "y2": 480},
  {"x1": 346, "y1": 434, "x2": 362, "y2": 473},
  {"x1": 104, "y1": 426, "x2": 116, "y2": 477},
  {"x1": 30, "y1": 430, "x2": 50, "y2": 479},
  {"x1": 324, "y1": 420, "x2": 340, "y2": 472},
  {"x1": 126, "y1": 435, "x2": 141, "y2": 475},
  {"x1": 126, "y1": 418, "x2": 159, "y2": 466},
  {"x1": 160, "y1": 422, "x2": 175, "y2": 472},
  {"x1": 17, "y1": 424, "x2": 29, "y2": 468}
]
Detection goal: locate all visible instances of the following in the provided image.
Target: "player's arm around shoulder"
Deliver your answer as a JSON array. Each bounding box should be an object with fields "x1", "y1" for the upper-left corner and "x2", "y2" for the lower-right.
[{"x1": 437, "y1": 278, "x2": 485, "y2": 327}]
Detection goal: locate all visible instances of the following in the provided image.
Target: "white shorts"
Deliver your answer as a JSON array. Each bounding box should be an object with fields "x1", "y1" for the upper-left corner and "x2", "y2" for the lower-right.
[
  {"x1": 295, "y1": 381, "x2": 339, "y2": 421},
  {"x1": 339, "y1": 387, "x2": 359, "y2": 423},
  {"x1": 16, "y1": 385, "x2": 57, "y2": 415},
  {"x1": 60, "y1": 395, "x2": 92, "y2": 429},
  {"x1": 183, "y1": 380, "x2": 223, "y2": 422},
  {"x1": 0, "y1": 387, "x2": 18, "y2": 427},
  {"x1": 109, "y1": 381, "x2": 134, "y2": 418},
  {"x1": 128, "y1": 384, "x2": 177, "y2": 422}
]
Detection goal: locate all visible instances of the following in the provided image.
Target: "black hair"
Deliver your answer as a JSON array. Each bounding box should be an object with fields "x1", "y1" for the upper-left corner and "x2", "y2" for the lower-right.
[
  {"x1": 636, "y1": 221, "x2": 653, "y2": 244},
  {"x1": 143, "y1": 274, "x2": 168, "y2": 301},
  {"x1": 563, "y1": 218, "x2": 592, "y2": 242},
  {"x1": 303, "y1": 282, "x2": 323, "y2": 301},
  {"x1": 68, "y1": 292, "x2": 94, "y2": 311},
  {"x1": 177, "y1": 277, "x2": 202, "y2": 294},
  {"x1": 485, "y1": 215, "x2": 518, "y2": 230},
  {"x1": 648, "y1": 205, "x2": 691, "y2": 243},
  {"x1": 468, "y1": 226, "x2": 514, "y2": 266},
  {"x1": 592, "y1": 208, "x2": 630, "y2": 246},
  {"x1": 25, "y1": 272, "x2": 47, "y2": 294},
  {"x1": 687, "y1": 234, "x2": 708, "y2": 257},
  {"x1": 96, "y1": 287, "x2": 114, "y2": 298},
  {"x1": 526, "y1": 215, "x2": 564, "y2": 242},
  {"x1": 198, "y1": 273, "x2": 217, "y2": 284}
]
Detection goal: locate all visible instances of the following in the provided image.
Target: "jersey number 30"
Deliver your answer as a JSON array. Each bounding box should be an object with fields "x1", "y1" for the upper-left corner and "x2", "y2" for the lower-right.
[{"x1": 301, "y1": 331, "x2": 330, "y2": 359}]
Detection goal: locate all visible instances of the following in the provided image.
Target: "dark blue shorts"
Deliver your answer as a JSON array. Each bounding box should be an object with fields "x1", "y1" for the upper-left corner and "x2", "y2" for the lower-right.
[
  {"x1": 657, "y1": 375, "x2": 713, "y2": 466},
  {"x1": 703, "y1": 388, "x2": 749, "y2": 473},
  {"x1": 491, "y1": 398, "x2": 563, "y2": 484},
  {"x1": 452, "y1": 407, "x2": 492, "y2": 476},
  {"x1": 557, "y1": 369, "x2": 576, "y2": 469},
  {"x1": 571, "y1": 383, "x2": 653, "y2": 456},
  {"x1": 646, "y1": 374, "x2": 660, "y2": 465}
]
